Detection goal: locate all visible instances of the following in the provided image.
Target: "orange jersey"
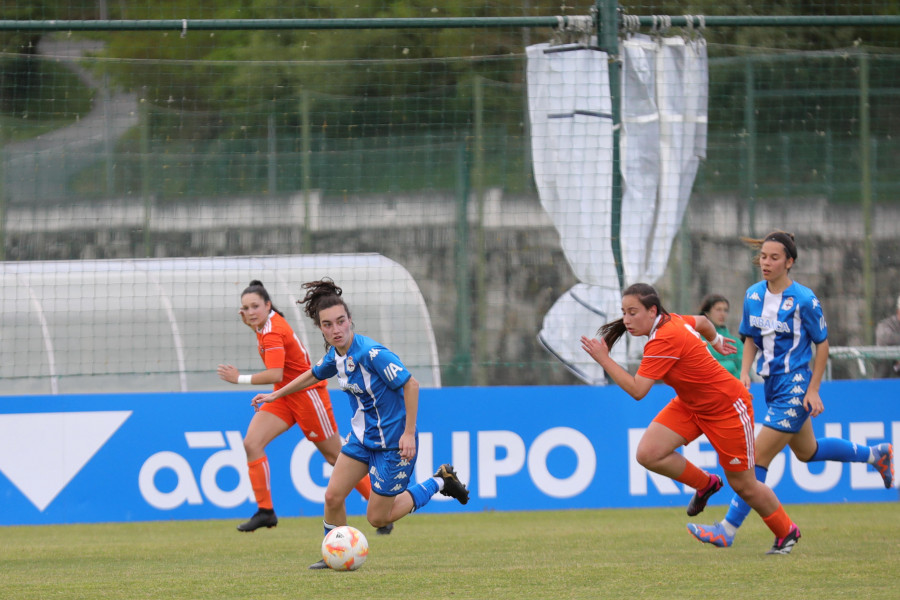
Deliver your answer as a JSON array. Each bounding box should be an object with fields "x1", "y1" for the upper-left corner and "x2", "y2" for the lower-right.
[
  {"x1": 637, "y1": 314, "x2": 750, "y2": 415},
  {"x1": 255, "y1": 311, "x2": 326, "y2": 395}
]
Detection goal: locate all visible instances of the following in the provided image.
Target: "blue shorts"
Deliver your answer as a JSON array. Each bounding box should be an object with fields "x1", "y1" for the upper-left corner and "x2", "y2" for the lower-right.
[
  {"x1": 761, "y1": 369, "x2": 812, "y2": 433},
  {"x1": 340, "y1": 432, "x2": 417, "y2": 498}
]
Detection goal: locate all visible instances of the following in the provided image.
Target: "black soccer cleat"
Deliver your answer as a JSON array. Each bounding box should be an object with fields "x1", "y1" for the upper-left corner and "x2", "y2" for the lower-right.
[
  {"x1": 237, "y1": 508, "x2": 278, "y2": 532},
  {"x1": 766, "y1": 524, "x2": 801, "y2": 555},
  {"x1": 434, "y1": 464, "x2": 470, "y2": 505},
  {"x1": 686, "y1": 474, "x2": 723, "y2": 517},
  {"x1": 376, "y1": 523, "x2": 394, "y2": 535},
  {"x1": 308, "y1": 559, "x2": 329, "y2": 570}
]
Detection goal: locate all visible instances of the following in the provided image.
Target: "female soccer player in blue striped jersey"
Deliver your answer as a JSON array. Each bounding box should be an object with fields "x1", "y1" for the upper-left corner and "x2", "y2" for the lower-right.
[
  {"x1": 688, "y1": 231, "x2": 894, "y2": 551},
  {"x1": 251, "y1": 278, "x2": 469, "y2": 569}
]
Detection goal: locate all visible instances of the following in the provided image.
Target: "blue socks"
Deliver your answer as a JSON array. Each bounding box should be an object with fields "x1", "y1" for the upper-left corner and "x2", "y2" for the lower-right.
[
  {"x1": 810, "y1": 438, "x2": 870, "y2": 462},
  {"x1": 406, "y1": 478, "x2": 440, "y2": 511}
]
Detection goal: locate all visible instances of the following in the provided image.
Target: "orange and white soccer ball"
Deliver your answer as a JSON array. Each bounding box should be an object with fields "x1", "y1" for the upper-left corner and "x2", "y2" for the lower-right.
[{"x1": 321, "y1": 525, "x2": 369, "y2": 571}]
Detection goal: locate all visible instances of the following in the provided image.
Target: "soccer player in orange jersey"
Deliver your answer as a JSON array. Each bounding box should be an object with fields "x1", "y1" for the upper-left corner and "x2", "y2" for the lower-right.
[
  {"x1": 581, "y1": 283, "x2": 800, "y2": 554},
  {"x1": 217, "y1": 280, "x2": 382, "y2": 534}
]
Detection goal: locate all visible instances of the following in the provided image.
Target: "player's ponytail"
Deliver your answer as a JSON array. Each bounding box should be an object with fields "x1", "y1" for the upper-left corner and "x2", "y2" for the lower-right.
[
  {"x1": 242, "y1": 280, "x2": 284, "y2": 317},
  {"x1": 597, "y1": 283, "x2": 670, "y2": 349},
  {"x1": 741, "y1": 230, "x2": 797, "y2": 267}
]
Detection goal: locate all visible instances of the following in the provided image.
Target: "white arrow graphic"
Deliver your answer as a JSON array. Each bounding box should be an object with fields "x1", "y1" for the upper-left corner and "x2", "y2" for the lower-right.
[{"x1": 0, "y1": 411, "x2": 132, "y2": 511}]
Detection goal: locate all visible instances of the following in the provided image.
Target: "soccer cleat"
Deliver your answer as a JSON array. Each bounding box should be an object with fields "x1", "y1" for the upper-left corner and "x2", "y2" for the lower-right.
[
  {"x1": 686, "y1": 474, "x2": 723, "y2": 517},
  {"x1": 308, "y1": 559, "x2": 329, "y2": 570},
  {"x1": 766, "y1": 524, "x2": 801, "y2": 555},
  {"x1": 236, "y1": 508, "x2": 278, "y2": 532},
  {"x1": 686, "y1": 522, "x2": 735, "y2": 548},
  {"x1": 376, "y1": 523, "x2": 394, "y2": 535},
  {"x1": 872, "y1": 443, "x2": 894, "y2": 489},
  {"x1": 434, "y1": 464, "x2": 470, "y2": 505}
]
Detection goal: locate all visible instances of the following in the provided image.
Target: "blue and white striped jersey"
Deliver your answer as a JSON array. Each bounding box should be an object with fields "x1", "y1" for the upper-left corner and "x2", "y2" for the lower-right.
[
  {"x1": 312, "y1": 333, "x2": 412, "y2": 450},
  {"x1": 739, "y1": 280, "x2": 827, "y2": 377}
]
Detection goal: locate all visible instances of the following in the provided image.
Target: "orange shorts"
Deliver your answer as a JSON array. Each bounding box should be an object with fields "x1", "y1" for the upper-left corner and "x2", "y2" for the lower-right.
[
  {"x1": 653, "y1": 395, "x2": 755, "y2": 472},
  {"x1": 260, "y1": 385, "x2": 338, "y2": 443}
]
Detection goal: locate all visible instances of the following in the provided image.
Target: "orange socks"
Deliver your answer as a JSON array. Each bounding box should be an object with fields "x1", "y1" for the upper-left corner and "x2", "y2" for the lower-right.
[
  {"x1": 675, "y1": 461, "x2": 713, "y2": 491},
  {"x1": 247, "y1": 456, "x2": 273, "y2": 510},
  {"x1": 761, "y1": 504, "x2": 793, "y2": 538},
  {"x1": 354, "y1": 476, "x2": 372, "y2": 501}
]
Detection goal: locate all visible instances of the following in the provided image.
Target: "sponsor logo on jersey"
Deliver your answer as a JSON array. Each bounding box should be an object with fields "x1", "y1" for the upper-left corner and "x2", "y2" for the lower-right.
[
  {"x1": 748, "y1": 291, "x2": 762, "y2": 301},
  {"x1": 765, "y1": 415, "x2": 771, "y2": 422},
  {"x1": 812, "y1": 297, "x2": 820, "y2": 308},
  {"x1": 790, "y1": 385, "x2": 805, "y2": 395},
  {"x1": 781, "y1": 297, "x2": 794, "y2": 311},
  {"x1": 308, "y1": 431, "x2": 318, "y2": 439},
  {"x1": 778, "y1": 419, "x2": 792, "y2": 428},
  {"x1": 748, "y1": 315, "x2": 790, "y2": 333},
  {"x1": 346, "y1": 355, "x2": 356, "y2": 372},
  {"x1": 370, "y1": 465, "x2": 384, "y2": 483},
  {"x1": 369, "y1": 348, "x2": 380, "y2": 360},
  {"x1": 390, "y1": 484, "x2": 403, "y2": 492},
  {"x1": 316, "y1": 358, "x2": 323, "y2": 366},
  {"x1": 394, "y1": 471, "x2": 408, "y2": 479},
  {"x1": 383, "y1": 363, "x2": 404, "y2": 382},
  {"x1": 343, "y1": 382, "x2": 364, "y2": 396},
  {"x1": 398, "y1": 458, "x2": 410, "y2": 467},
  {"x1": 729, "y1": 457, "x2": 741, "y2": 465},
  {"x1": 792, "y1": 373, "x2": 806, "y2": 382},
  {"x1": 788, "y1": 397, "x2": 802, "y2": 406},
  {"x1": 786, "y1": 408, "x2": 798, "y2": 418},
  {"x1": 373, "y1": 481, "x2": 382, "y2": 490}
]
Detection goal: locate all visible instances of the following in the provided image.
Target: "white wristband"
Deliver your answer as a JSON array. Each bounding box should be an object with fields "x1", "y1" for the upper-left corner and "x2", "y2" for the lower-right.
[
  {"x1": 237, "y1": 374, "x2": 253, "y2": 385},
  {"x1": 711, "y1": 334, "x2": 723, "y2": 347}
]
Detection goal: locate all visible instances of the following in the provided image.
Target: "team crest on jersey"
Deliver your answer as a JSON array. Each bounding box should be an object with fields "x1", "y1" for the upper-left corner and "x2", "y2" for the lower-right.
[
  {"x1": 346, "y1": 355, "x2": 356, "y2": 372},
  {"x1": 781, "y1": 297, "x2": 794, "y2": 311}
]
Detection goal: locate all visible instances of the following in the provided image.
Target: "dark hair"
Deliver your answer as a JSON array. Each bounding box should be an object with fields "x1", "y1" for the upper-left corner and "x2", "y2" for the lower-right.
[
  {"x1": 298, "y1": 278, "x2": 351, "y2": 349},
  {"x1": 699, "y1": 293, "x2": 729, "y2": 316},
  {"x1": 597, "y1": 283, "x2": 670, "y2": 350},
  {"x1": 741, "y1": 230, "x2": 798, "y2": 267},
  {"x1": 241, "y1": 280, "x2": 284, "y2": 317}
]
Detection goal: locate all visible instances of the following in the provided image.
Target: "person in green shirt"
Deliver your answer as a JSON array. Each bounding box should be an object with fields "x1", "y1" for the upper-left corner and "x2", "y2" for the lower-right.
[{"x1": 699, "y1": 293, "x2": 743, "y2": 378}]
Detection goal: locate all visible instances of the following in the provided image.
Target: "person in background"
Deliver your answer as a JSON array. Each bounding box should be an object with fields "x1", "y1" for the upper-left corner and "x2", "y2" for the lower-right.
[
  {"x1": 582, "y1": 283, "x2": 802, "y2": 555},
  {"x1": 875, "y1": 294, "x2": 900, "y2": 378},
  {"x1": 698, "y1": 293, "x2": 744, "y2": 378},
  {"x1": 687, "y1": 231, "x2": 894, "y2": 550},
  {"x1": 218, "y1": 280, "x2": 382, "y2": 534},
  {"x1": 252, "y1": 278, "x2": 470, "y2": 569}
]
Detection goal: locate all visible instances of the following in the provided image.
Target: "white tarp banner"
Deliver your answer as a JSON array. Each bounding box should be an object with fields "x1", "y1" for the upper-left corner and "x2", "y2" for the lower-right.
[{"x1": 527, "y1": 36, "x2": 708, "y2": 384}]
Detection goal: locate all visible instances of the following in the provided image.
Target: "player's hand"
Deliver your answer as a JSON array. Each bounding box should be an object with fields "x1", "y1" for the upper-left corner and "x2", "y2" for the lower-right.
[
  {"x1": 251, "y1": 392, "x2": 277, "y2": 412},
  {"x1": 804, "y1": 389, "x2": 825, "y2": 417},
  {"x1": 581, "y1": 335, "x2": 610, "y2": 364},
  {"x1": 217, "y1": 364, "x2": 239, "y2": 383},
  {"x1": 239, "y1": 309, "x2": 253, "y2": 328},
  {"x1": 398, "y1": 431, "x2": 416, "y2": 461},
  {"x1": 713, "y1": 335, "x2": 738, "y2": 356},
  {"x1": 739, "y1": 372, "x2": 752, "y2": 390}
]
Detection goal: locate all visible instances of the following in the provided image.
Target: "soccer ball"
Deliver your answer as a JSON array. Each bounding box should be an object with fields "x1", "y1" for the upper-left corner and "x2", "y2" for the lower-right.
[{"x1": 321, "y1": 525, "x2": 369, "y2": 571}]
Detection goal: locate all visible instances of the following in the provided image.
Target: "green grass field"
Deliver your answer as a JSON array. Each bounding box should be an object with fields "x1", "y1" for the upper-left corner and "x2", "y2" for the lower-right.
[{"x1": 2, "y1": 502, "x2": 897, "y2": 599}]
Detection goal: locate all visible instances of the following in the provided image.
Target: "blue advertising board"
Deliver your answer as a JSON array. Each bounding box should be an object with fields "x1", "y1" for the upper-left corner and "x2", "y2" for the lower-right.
[{"x1": 0, "y1": 380, "x2": 897, "y2": 525}]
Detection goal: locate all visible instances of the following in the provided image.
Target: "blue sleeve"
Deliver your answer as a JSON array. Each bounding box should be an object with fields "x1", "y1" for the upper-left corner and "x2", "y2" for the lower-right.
[
  {"x1": 803, "y1": 294, "x2": 828, "y2": 344},
  {"x1": 366, "y1": 345, "x2": 411, "y2": 390},
  {"x1": 739, "y1": 292, "x2": 753, "y2": 338},
  {"x1": 311, "y1": 348, "x2": 338, "y2": 380}
]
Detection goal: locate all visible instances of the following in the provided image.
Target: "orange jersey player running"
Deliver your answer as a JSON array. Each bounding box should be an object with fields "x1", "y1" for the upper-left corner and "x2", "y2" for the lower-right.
[
  {"x1": 582, "y1": 282, "x2": 801, "y2": 555},
  {"x1": 217, "y1": 280, "x2": 385, "y2": 534}
]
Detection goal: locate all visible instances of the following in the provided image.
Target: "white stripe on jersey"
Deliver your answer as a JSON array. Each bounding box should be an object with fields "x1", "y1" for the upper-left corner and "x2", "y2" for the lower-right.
[
  {"x1": 733, "y1": 397, "x2": 755, "y2": 470},
  {"x1": 359, "y1": 364, "x2": 388, "y2": 448},
  {"x1": 786, "y1": 304, "x2": 803, "y2": 373},
  {"x1": 759, "y1": 290, "x2": 782, "y2": 377},
  {"x1": 307, "y1": 388, "x2": 334, "y2": 438}
]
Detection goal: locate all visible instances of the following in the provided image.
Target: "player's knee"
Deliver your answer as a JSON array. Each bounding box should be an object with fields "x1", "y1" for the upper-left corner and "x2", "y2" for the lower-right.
[
  {"x1": 367, "y1": 514, "x2": 390, "y2": 528},
  {"x1": 634, "y1": 446, "x2": 661, "y2": 470},
  {"x1": 324, "y1": 488, "x2": 348, "y2": 509}
]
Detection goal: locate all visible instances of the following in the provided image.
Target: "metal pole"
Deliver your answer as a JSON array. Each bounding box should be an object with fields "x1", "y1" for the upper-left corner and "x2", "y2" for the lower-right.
[
  {"x1": 598, "y1": 0, "x2": 624, "y2": 290},
  {"x1": 453, "y1": 142, "x2": 472, "y2": 385},
  {"x1": 301, "y1": 90, "x2": 312, "y2": 253},
  {"x1": 473, "y1": 76, "x2": 487, "y2": 386},
  {"x1": 860, "y1": 53, "x2": 874, "y2": 345}
]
